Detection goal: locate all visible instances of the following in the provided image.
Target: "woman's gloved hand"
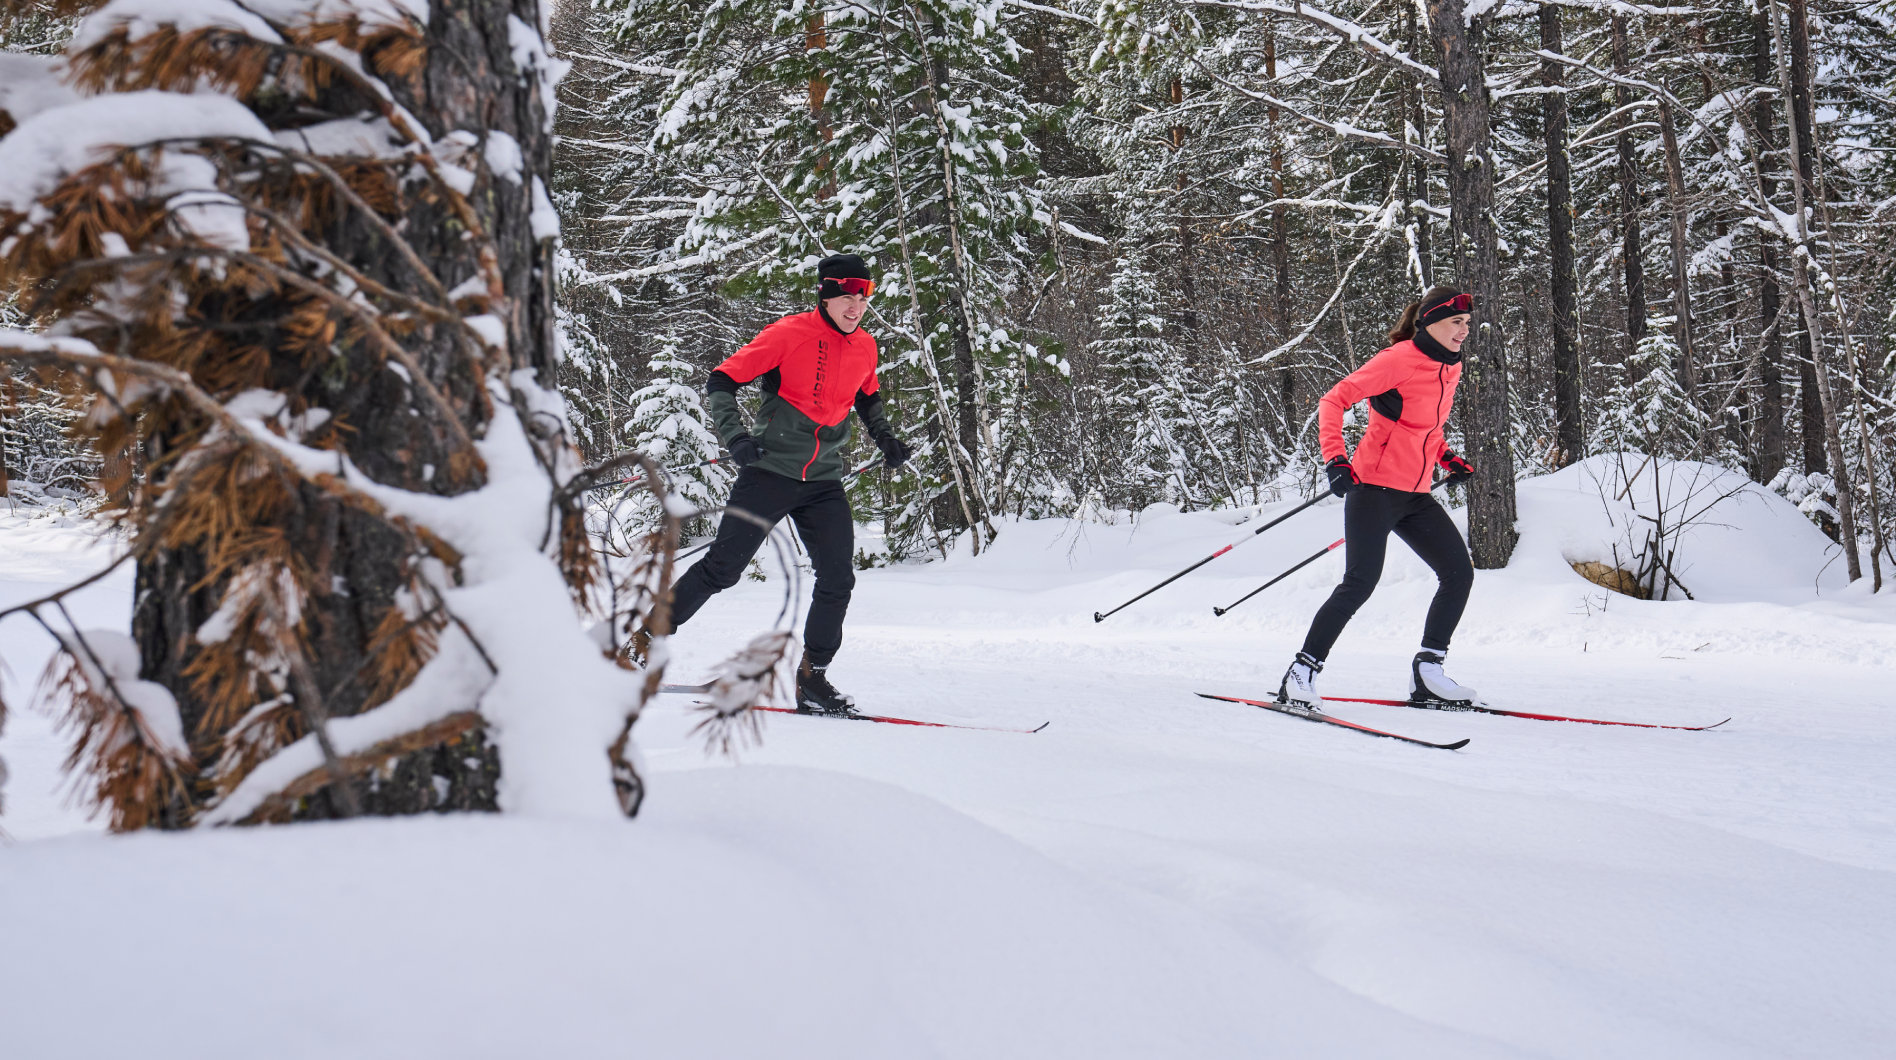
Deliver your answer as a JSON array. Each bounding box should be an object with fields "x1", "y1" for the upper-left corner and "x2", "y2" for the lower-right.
[
  {"x1": 1438, "y1": 448, "x2": 1475, "y2": 487},
  {"x1": 1325, "y1": 456, "x2": 1359, "y2": 498}
]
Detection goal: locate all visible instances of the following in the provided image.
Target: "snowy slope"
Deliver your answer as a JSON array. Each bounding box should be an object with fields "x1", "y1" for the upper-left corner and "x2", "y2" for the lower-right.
[{"x1": 3, "y1": 474, "x2": 1894, "y2": 1058}]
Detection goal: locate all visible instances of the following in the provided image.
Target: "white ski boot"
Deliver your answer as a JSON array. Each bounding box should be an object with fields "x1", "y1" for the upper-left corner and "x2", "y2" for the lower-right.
[
  {"x1": 1409, "y1": 650, "x2": 1479, "y2": 709},
  {"x1": 1277, "y1": 652, "x2": 1327, "y2": 711}
]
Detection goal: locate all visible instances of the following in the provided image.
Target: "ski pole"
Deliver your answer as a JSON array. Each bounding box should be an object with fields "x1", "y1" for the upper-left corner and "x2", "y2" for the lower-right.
[
  {"x1": 1212, "y1": 537, "x2": 1345, "y2": 617},
  {"x1": 1092, "y1": 493, "x2": 1329, "y2": 622},
  {"x1": 1211, "y1": 477, "x2": 1452, "y2": 617}
]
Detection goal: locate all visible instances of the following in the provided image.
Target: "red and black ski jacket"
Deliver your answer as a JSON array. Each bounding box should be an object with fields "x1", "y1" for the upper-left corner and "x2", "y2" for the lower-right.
[{"x1": 705, "y1": 308, "x2": 893, "y2": 481}]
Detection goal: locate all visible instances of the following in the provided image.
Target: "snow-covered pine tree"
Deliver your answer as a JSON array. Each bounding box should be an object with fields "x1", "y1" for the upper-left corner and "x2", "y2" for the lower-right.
[{"x1": 0, "y1": 0, "x2": 771, "y2": 830}]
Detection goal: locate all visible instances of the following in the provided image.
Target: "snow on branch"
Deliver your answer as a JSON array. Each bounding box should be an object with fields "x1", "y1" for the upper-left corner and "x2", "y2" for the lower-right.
[
  {"x1": 568, "y1": 227, "x2": 779, "y2": 286},
  {"x1": 1185, "y1": 0, "x2": 1440, "y2": 84},
  {"x1": 1188, "y1": 55, "x2": 1446, "y2": 166}
]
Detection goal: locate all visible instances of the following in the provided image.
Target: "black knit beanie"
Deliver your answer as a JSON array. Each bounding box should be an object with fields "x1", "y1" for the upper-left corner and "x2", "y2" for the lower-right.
[{"x1": 818, "y1": 253, "x2": 873, "y2": 299}]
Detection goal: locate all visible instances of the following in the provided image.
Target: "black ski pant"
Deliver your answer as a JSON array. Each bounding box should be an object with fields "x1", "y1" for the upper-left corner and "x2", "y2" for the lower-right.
[
  {"x1": 1300, "y1": 485, "x2": 1473, "y2": 661},
  {"x1": 669, "y1": 467, "x2": 856, "y2": 668}
]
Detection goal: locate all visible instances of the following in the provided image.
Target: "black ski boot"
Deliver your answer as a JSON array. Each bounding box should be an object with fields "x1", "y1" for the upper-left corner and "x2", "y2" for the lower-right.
[{"x1": 796, "y1": 656, "x2": 860, "y2": 716}]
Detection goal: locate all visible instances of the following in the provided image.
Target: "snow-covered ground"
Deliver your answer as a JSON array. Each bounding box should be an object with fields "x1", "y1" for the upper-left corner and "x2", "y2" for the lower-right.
[{"x1": 4, "y1": 462, "x2": 1894, "y2": 1058}]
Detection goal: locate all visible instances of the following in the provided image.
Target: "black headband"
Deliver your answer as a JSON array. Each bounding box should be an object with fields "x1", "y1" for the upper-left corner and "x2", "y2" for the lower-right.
[{"x1": 1419, "y1": 291, "x2": 1472, "y2": 327}]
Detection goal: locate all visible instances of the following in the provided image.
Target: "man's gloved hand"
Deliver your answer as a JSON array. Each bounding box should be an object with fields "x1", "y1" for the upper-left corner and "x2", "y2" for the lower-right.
[
  {"x1": 1438, "y1": 448, "x2": 1475, "y2": 487},
  {"x1": 728, "y1": 434, "x2": 764, "y2": 468},
  {"x1": 1325, "y1": 456, "x2": 1359, "y2": 498},
  {"x1": 875, "y1": 433, "x2": 913, "y2": 469}
]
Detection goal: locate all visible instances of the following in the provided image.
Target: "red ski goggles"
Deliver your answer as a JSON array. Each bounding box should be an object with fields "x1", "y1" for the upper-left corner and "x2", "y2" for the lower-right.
[
  {"x1": 825, "y1": 277, "x2": 876, "y2": 298},
  {"x1": 1420, "y1": 291, "x2": 1472, "y2": 324}
]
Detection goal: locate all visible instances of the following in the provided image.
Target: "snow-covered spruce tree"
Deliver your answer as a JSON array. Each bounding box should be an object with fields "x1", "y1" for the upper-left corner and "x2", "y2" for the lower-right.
[
  {"x1": 1065, "y1": 17, "x2": 1299, "y2": 509},
  {"x1": 0, "y1": 0, "x2": 770, "y2": 829},
  {"x1": 1088, "y1": 237, "x2": 1190, "y2": 508},
  {"x1": 617, "y1": 327, "x2": 732, "y2": 537}
]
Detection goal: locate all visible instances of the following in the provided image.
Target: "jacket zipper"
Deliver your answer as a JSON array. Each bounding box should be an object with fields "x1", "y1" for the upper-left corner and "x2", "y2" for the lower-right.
[
  {"x1": 1417, "y1": 364, "x2": 1448, "y2": 491},
  {"x1": 799, "y1": 424, "x2": 821, "y2": 481}
]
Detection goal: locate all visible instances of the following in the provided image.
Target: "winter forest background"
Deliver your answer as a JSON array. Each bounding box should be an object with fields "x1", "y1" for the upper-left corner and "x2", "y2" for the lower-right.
[
  {"x1": 547, "y1": 0, "x2": 1893, "y2": 582},
  {"x1": 3, "y1": 0, "x2": 1893, "y2": 577},
  {"x1": 0, "y1": 0, "x2": 1892, "y2": 832}
]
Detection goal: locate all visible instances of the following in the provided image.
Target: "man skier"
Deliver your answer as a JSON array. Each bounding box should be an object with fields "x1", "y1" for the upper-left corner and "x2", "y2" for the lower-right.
[{"x1": 668, "y1": 253, "x2": 912, "y2": 714}]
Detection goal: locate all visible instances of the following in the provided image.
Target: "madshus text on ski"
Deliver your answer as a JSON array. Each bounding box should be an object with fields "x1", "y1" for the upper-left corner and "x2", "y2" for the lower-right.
[{"x1": 663, "y1": 272, "x2": 1721, "y2": 742}]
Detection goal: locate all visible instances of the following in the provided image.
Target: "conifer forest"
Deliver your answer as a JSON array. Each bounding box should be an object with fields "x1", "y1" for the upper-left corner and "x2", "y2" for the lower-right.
[
  {"x1": 553, "y1": 0, "x2": 1894, "y2": 580},
  {"x1": 0, "y1": 0, "x2": 1891, "y2": 832}
]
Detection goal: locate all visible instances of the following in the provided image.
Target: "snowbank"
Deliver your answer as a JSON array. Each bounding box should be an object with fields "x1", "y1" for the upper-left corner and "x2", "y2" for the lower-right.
[
  {"x1": 1512, "y1": 455, "x2": 1852, "y2": 604},
  {"x1": 0, "y1": 767, "x2": 1516, "y2": 1059},
  {"x1": 4, "y1": 480, "x2": 1896, "y2": 1057}
]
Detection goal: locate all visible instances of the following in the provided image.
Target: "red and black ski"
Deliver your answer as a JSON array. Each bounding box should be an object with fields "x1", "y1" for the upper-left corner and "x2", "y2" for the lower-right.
[
  {"x1": 752, "y1": 705, "x2": 1049, "y2": 734},
  {"x1": 1196, "y1": 693, "x2": 1469, "y2": 750},
  {"x1": 1326, "y1": 695, "x2": 1728, "y2": 731}
]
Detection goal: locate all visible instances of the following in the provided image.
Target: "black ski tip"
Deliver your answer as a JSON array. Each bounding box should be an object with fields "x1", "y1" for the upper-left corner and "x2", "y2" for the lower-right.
[
  {"x1": 1703, "y1": 718, "x2": 1731, "y2": 731},
  {"x1": 1092, "y1": 612, "x2": 1105, "y2": 623},
  {"x1": 1442, "y1": 738, "x2": 1471, "y2": 750},
  {"x1": 1030, "y1": 721, "x2": 1050, "y2": 733}
]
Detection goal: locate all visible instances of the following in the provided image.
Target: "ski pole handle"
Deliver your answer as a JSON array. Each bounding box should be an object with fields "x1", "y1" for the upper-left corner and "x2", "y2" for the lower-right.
[
  {"x1": 1213, "y1": 537, "x2": 1346, "y2": 617},
  {"x1": 1092, "y1": 492, "x2": 1328, "y2": 622}
]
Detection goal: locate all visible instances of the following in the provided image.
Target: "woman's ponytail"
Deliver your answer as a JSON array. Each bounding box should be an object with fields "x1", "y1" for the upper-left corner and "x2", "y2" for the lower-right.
[{"x1": 1387, "y1": 301, "x2": 1422, "y2": 343}]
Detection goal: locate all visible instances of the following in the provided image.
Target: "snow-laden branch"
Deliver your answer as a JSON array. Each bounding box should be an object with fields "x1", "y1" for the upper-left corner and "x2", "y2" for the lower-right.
[
  {"x1": 1006, "y1": 0, "x2": 1097, "y2": 25},
  {"x1": 1189, "y1": 54, "x2": 1446, "y2": 166},
  {"x1": 567, "y1": 227, "x2": 778, "y2": 286},
  {"x1": 1533, "y1": 49, "x2": 1691, "y2": 113},
  {"x1": 1185, "y1": 0, "x2": 1440, "y2": 84},
  {"x1": 1248, "y1": 190, "x2": 1397, "y2": 367}
]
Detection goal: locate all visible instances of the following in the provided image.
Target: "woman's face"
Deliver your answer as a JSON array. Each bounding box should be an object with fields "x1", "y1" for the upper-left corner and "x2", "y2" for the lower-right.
[{"x1": 1426, "y1": 312, "x2": 1472, "y2": 351}]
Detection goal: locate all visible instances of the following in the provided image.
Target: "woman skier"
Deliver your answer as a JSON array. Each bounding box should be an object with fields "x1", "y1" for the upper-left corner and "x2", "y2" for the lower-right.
[
  {"x1": 1277, "y1": 287, "x2": 1481, "y2": 711},
  {"x1": 668, "y1": 253, "x2": 913, "y2": 715}
]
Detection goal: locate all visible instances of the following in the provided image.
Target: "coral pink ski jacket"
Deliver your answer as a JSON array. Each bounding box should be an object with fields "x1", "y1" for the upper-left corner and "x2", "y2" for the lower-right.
[{"x1": 1317, "y1": 339, "x2": 1461, "y2": 492}]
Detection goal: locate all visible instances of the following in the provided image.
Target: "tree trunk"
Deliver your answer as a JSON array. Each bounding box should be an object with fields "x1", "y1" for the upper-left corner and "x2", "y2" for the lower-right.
[
  {"x1": 1539, "y1": 4, "x2": 1582, "y2": 467},
  {"x1": 1750, "y1": 8, "x2": 1786, "y2": 483},
  {"x1": 1612, "y1": 16, "x2": 1647, "y2": 353},
  {"x1": 1657, "y1": 97, "x2": 1696, "y2": 404},
  {"x1": 809, "y1": 14, "x2": 835, "y2": 199},
  {"x1": 1785, "y1": 0, "x2": 1827, "y2": 477},
  {"x1": 1427, "y1": 0, "x2": 1517, "y2": 568},
  {"x1": 1267, "y1": 23, "x2": 1295, "y2": 433},
  {"x1": 1769, "y1": 0, "x2": 1860, "y2": 579},
  {"x1": 133, "y1": 0, "x2": 560, "y2": 823},
  {"x1": 1407, "y1": 7, "x2": 1433, "y2": 289},
  {"x1": 1171, "y1": 76, "x2": 1197, "y2": 338}
]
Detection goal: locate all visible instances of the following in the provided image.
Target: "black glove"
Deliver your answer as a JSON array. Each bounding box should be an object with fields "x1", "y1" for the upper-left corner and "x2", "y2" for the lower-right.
[
  {"x1": 728, "y1": 434, "x2": 764, "y2": 468},
  {"x1": 875, "y1": 433, "x2": 913, "y2": 469},
  {"x1": 1439, "y1": 448, "x2": 1475, "y2": 487},
  {"x1": 1325, "y1": 456, "x2": 1359, "y2": 498}
]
